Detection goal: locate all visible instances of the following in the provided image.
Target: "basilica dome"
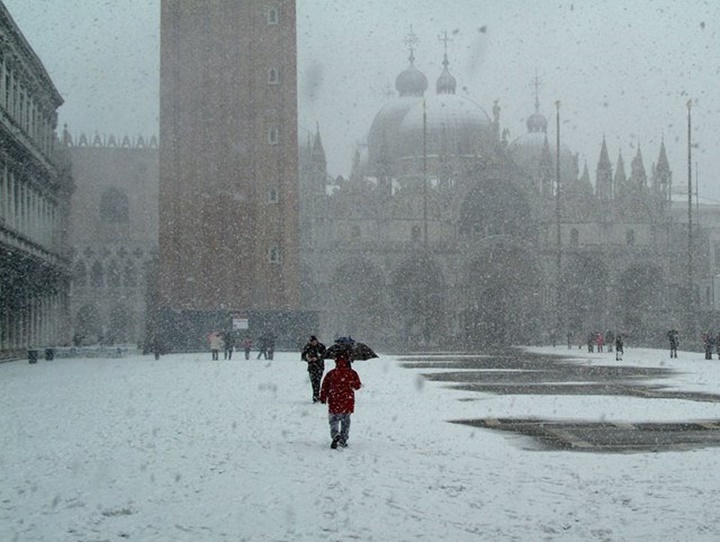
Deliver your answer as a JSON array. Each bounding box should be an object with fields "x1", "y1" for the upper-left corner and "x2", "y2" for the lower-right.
[
  {"x1": 507, "y1": 110, "x2": 577, "y2": 183},
  {"x1": 367, "y1": 96, "x2": 424, "y2": 173},
  {"x1": 397, "y1": 93, "x2": 494, "y2": 159},
  {"x1": 367, "y1": 51, "x2": 497, "y2": 173},
  {"x1": 395, "y1": 57, "x2": 428, "y2": 97},
  {"x1": 366, "y1": 55, "x2": 427, "y2": 174},
  {"x1": 397, "y1": 53, "x2": 494, "y2": 159}
]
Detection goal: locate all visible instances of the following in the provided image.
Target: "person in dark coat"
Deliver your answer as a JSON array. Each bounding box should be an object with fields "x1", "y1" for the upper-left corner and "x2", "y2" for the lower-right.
[
  {"x1": 242, "y1": 336, "x2": 253, "y2": 360},
  {"x1": 256, "y1": 334, "x2": 268, "y2": 359},
  {"x1": 668, "y1": 329, "x2": 679, "y2": 358},
  {"x1": 224, "y1": 330, "x2": 235, "y2": 360},
  {"x1": 615, "y1": 334, "x2": 624, "y2": 361},
  {"x1": 150, "y1": 334, "x2": 163, "y2": 360},
  {"x1": 703, "y1": 332, "x2": 714, "y2": 360},
  {"x1": 301, "y1": 335, "x2": 326, "y2": 403},
  {"x1": 320, "y1": 354, "x2": 362, "y2": 449}
]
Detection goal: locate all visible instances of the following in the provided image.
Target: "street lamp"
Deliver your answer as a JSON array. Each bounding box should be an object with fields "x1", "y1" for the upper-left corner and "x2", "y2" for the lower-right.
[
  {"x1": 555, "y1": 100, "x2": 562, "y2": 336},
  {"x1": 687, "y1": 99, "x2": 694, "y2": 332}
]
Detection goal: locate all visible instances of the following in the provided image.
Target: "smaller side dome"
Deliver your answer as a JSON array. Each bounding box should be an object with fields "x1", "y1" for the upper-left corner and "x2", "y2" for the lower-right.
[
  {"x1": 526, "y1": 112, "x2": 548, "y2": 133},
  {"x1": 395, "y1": 56, "x2": 428, "y2": 97},
  {"x1": 436, "y1": 53, "x2": 457, "y2": 95}
]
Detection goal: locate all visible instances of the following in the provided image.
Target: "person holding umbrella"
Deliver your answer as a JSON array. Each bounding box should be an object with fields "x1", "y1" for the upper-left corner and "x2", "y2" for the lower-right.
[{"x1": 301, "y1": 335, "x2": 326, "y2": 403}]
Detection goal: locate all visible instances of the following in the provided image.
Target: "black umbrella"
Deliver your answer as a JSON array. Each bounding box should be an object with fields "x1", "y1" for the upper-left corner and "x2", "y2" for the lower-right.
[{"x1": 323, "y1": 338, "x2": 378, "y2": 361}]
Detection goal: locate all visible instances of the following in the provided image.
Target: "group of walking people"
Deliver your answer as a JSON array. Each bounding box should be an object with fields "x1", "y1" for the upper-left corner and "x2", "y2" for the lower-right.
[
  {"x1": 208, "y1": 331, "x2": 268, "y2": 360},
  {"x1": 301, "y1": 335, "x2": 362, "y2": 450}
]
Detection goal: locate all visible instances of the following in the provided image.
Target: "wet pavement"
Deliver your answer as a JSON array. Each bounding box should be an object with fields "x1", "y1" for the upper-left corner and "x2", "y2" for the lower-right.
[{"x1": 399, "y1": 349, "x2": 720, "y2": 453}]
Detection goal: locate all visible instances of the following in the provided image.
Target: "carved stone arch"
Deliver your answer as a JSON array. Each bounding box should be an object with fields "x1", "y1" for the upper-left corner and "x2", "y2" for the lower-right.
[
  {"x1": 107, "y1": 259, "x2": 121, "y2": 287},
  {"x1": 73, "y1": 260, "x2": 87, "y2": 287},
  {"x1": 459, "y1": 238, "x2": 543, "y2": 346},
  {"x1": 108, "y1": 303, "x2": 134, "y2": 344},
  {"x1": 90, "y1": 260, "x2": 104, "y2": 287},
  {"x1": 390, "y1": 251, "x2": 446, "y2": 346},
  {"x1": 327, "y1": 257, "x2": 388, "y2": 346},
  {"x1": 561, "y1": 254, "x2": 608, "y2": 338},
  {"x1": 617, "y1": 262, "x2": 664, "y2": 341},
  {"x1": 123, "y1": 259, "x2": 137, "y2": 287},
  {"x1": 75, "y1": 304, "x2": 102, "y2": 343},
  {"x1": 99, "y1": 187, "x2": 129, "y2": 223},
  {"x1": 458, "y1": 160, "x2": 535, "y2": 241}
]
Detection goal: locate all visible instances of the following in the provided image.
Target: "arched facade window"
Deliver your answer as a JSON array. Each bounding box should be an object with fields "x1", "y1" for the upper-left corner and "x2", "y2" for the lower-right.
[
  {"x1": 91, "y1": 261, "x2": 104, "y2": 287},
  {"x1": 124, "y1": 260, "x2": 137, "y2": 287},
  {"x1": 74, "y1": 260, "x2": 87, "y2": 287},
  {"x1": 107, "y1": 260, "x2": 121, "y2": 287},
  {"x1": 570, "y1": 228, "x2": 579, "y2": 246},
  {"x1": 100, "y1": 187, "x2": 129, "y2": 223}
]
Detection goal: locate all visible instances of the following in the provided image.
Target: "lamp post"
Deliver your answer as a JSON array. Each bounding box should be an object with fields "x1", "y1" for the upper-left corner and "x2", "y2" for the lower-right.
[
  {"x1": 555, "y1": 100, "x2": 562, "y2": 336},
  {"x1": 423, "y1": 98, "x2": 428, "y2": 248},
  {"x1": 687, "y1": 100, "x2": 694, "y2": 332}
]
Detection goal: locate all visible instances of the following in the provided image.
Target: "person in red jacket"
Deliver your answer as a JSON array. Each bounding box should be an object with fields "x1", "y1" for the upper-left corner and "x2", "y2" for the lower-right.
[{"x1": 319, "y1": 354, "x2": 362, "y2": 449}]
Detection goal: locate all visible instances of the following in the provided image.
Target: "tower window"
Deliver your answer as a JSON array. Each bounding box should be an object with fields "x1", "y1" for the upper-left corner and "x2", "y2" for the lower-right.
[
  {"x1": 268, "y1": 67, "x2": 279, "y2": 84},
  {"x1": 626, "y1": 229, "x2": 635, "y2": 246},
  {"x1": 91, "y1": 261, "x2": 104, "y2": 287},
  {"x1": 411, "y1": 225, "x2": 421, "y2": 242},
  {"x1": 268, "y1": 246, "x2": 281, "y2": 264},
  {"x1": 267, "y1": 7, "x2": 278, "y2": 24},
  {"x1": 267, "y1": 187, "x2": 279, "y2": 204},
  {"x1": 570, "y1": 228, "x2": 579, "y2": 246},
  {"x1": 268, "y1": 127, "x2": 279, "y2": 145}
]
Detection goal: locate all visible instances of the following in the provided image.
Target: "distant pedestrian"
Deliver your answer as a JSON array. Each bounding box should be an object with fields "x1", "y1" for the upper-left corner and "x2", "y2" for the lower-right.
[
  {"x1": 256, "y1": 334, "x2": 268, "y2": 359},
  {"x1": 320, "y1": 353, "x2": 362, "y2": 449},
  {"x1": 267, "y1": 333, "x2": 276, "y2": 360},
  {"x1": 668, "y1": 329, "x2": 679, "y2": 358},
  {"x1": 615, "y1": 335, "x2": 624, "y2": 361},
  {"x1": 301, "y1": 335, "x2": 326, "y2": 403},
  {"x1": 596, "y1": 331, "x2": 605, "y2": 353},
  {"x1": 587, "y1": 332, "x2": 595, "y2": 353},
  {"x1": 224, "y1": 330, "x2": 235, "y2": 360},
  {"x1": 209, "y1": 332, "x2": 224, "y2": 360},
  {"x1": 606, "y1": 330, "x2": 615, "y2": 353},
  {"x1": 703, "y1": 332, "x2": 714, "y2": 360},
  {"x1": 242, "y1": 336, "x2": 253, "y2": 360},
  {"x1": 150, "y1": 334, "x2": 163, "y2": 360}
]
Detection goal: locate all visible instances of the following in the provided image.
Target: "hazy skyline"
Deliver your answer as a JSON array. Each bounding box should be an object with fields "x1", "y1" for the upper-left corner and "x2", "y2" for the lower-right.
[{"x1": 5, "y1": 0, "x2": 720, "y2": 200}]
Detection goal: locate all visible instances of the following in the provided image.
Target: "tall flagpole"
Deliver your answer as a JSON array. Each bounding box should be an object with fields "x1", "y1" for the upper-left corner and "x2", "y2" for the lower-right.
[
  {"x1": 423, "y1": 98, "x2": 428, "y2": 248},
  {"x1": 687, "y1": 99, "x2": 694, "y2": 330},
  {"x1": 555, "y1": 100, "x2": 562, "y2": 335}
]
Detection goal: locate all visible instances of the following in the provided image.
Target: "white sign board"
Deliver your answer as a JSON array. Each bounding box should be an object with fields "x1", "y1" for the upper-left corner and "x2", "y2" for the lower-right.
[{"x1": 232, "y1": 318, "x2": 249, "y2": 330}]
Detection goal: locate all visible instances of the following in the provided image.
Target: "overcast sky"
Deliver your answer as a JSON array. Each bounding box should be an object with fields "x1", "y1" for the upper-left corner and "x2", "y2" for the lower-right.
[{"x1": 5, "y1": 0, "x2": 720, "y2": 200}]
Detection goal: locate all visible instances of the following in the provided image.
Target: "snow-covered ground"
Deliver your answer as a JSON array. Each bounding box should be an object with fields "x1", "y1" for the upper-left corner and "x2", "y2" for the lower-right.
[{"x1": 2, "y1": 345, "x2": 720, "y2": 541}]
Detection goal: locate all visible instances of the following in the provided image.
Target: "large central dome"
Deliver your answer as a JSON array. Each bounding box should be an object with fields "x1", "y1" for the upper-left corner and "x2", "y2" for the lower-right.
[
  {"x1": 366, "y1": 50, "x2": 495, "y2": 172},
  {"x1": 397, "y1": 93, "x2": 494, "y2": 158}
]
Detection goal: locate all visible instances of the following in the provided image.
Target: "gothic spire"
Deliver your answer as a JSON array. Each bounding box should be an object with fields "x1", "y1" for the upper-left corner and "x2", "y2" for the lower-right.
[
  {"x1": 630, "y1": 146, "x2": 647, "y2": 188},
  {"x1": 614, "y1": 150, "x2": 627, "y2": 198},
  {"x1": 436, "y1": 30, "x2": 456, "y2": 95},
  {"x1": 596, "y1": 137, "x2": 613, "y2": 201}
]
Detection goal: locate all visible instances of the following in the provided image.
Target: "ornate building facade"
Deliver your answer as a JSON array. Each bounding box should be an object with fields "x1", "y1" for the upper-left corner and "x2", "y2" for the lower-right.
[
  {"x1": 300, "y1": 44, "x2": 703, "y2": 350},
  {"x1": 0, "y1": 4, "x2": 73, "y2": 358},
  {"x1": 159, "y1": 0, "x2": 304, "y2": 350},
  {"x1": 66, "y1": 132, "x2": 158, "y2": 346}
]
